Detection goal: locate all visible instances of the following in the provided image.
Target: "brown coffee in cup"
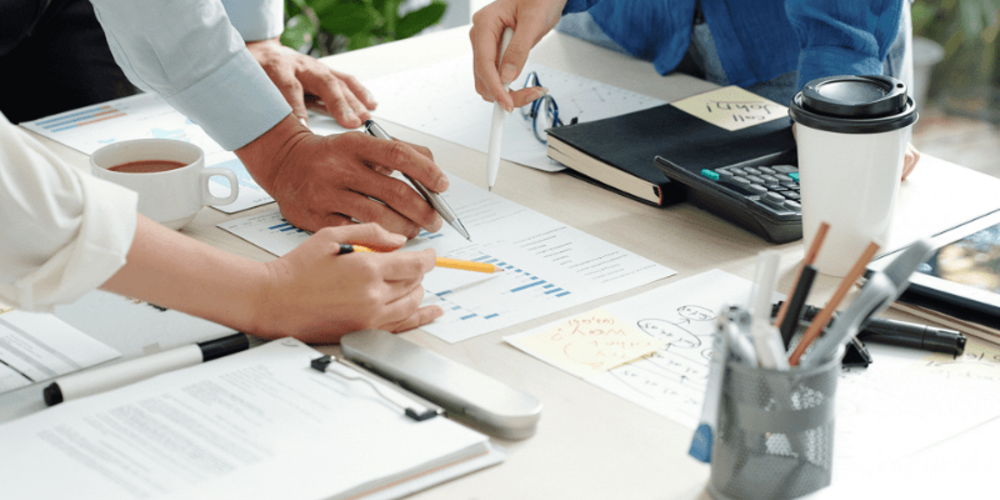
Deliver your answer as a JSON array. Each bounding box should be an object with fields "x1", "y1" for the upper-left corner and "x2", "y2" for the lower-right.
[{"x1": 108, "y1": 160, "x2": 188, "y2": 173}]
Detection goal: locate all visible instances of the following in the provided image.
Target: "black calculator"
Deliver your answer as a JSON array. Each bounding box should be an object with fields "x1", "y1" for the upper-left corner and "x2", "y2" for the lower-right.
[{"x1": 655, "y1": 150, "x2": 802, "y2": 243}]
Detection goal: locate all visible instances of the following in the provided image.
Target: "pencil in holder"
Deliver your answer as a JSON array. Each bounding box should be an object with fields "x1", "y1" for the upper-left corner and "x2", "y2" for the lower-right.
[{"x1": 708, "y1": 354, "x2": 839, "y2": 500}]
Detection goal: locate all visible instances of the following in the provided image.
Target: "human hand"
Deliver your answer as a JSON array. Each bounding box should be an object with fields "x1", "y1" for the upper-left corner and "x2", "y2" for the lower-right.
[
  {"x1": 246, "y1": 37, "x2": 376, "y2": 128},
  {"x1": 901, "y1": 142, "x2": 921, "y2": 180},
  {"x1": 470, "y1": 0, "x2": 567, "y2": 111},
  {"x1": 236, "y1": 115, "x2": 446, "y2": 237},
  {"x1": 254, "y1": 224, "x2": 442, "y2": 343}
]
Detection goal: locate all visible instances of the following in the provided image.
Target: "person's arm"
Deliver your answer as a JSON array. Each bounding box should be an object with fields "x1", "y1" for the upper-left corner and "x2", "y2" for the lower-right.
[
  {"x1": 785, "y1": 0, "x2": 903, "y2": 95},
  {"x1": 221, "y1": 0, "x2": 377, "y2": 127},
  {"x1": 786, "y1": 0, "x2": 919, "y2": 179},
  {"x1": 0, "y1": 114, "x2": 441, "y2": 341},
  {"x1": 103, "y1": 218, "x2": 442, "y2": 342},
  {"x1": 90, "y1": 0, "x2": 447, "y2": 236}
]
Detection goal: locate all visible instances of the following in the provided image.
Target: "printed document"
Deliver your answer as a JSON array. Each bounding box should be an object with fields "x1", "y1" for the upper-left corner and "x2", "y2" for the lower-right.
[
  {"x1": 363, "y1": 56, "x2": 666, "y2": 172},
  {"x1": 0, "y1": 310, "x2": 120, "y2": 394},
  {"x1": 219, "y1": 175, "x2": 676, "y2": 343},
  {"x1": 0, "y1": 338, "x2": 500, "y2": 499}
]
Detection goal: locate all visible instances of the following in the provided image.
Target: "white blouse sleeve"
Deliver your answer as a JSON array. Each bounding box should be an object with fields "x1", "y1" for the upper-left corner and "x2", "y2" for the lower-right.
[{"x1": 0, "y1": 115, "x2": 138, "y2": 312}]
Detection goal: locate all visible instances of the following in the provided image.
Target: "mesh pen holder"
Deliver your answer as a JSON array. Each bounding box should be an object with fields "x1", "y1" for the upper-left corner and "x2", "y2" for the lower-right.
[{"x1": 708, "y1": 355, "x2": 839, "y2": 500}]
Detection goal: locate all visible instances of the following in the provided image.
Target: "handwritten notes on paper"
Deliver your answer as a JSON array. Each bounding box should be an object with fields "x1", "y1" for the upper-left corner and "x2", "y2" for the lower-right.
[
  {"x1": 915, "y1": 337, "x2": 1000, "y2": 382},
  {"x1": 507, "y1": 269, "x2": 756, "y2": 429},
  {"x1": 515, "y1": 309, "x2": 666, "y2": 378},
  {"x1": 671, "y1": 85, "x2": 788, "y2": 131}
]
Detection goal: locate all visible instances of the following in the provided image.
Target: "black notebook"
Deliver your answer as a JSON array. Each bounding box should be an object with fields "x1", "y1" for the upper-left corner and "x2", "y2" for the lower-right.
[{"x1": 546, "y1": 86, "x2": 794, "y2": 206}]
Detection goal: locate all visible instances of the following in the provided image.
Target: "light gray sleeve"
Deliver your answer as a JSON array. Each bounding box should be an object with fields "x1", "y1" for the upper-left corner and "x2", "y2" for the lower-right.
[{"x1": 89, "y1": 0, "x2": 291, "y2": 150}]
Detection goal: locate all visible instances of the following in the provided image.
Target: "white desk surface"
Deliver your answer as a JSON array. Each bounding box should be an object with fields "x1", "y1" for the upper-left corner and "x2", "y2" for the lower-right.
[{"x1": 18, "y1": 25, "x2": 1000, "y2": 500}]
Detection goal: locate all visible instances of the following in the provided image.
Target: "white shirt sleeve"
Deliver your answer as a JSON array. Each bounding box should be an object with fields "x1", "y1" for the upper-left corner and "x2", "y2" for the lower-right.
[
  {"x1": 89, "y1": 0, "x2": 292, "y2": 151},
  {"x1": 0, "y1": 115, "x2": 138, "y2": 312},
  {"x1": 222, "y1": 0, "x2": 285, "y2": 42}
]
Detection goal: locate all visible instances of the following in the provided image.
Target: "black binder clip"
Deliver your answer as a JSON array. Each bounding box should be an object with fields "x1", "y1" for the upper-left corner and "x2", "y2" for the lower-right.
[{"x1": 310, "y1": 356, "x2": 439, "y2": 421}]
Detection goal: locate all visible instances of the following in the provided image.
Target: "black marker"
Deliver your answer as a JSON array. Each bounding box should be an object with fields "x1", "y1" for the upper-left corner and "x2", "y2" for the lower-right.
[
  {"x1": 44, "y1": 333, "x2": 249, "y2": 406},
  {"x1": 773, "y1": 303, "x2": 966, "y2": 357}
]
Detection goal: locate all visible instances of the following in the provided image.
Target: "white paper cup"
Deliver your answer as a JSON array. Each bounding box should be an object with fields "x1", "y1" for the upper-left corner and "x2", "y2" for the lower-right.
[
  {"x1": 91, "y1": 139, "x2": 239, "y2": 230},
  {"x1": 790, "y1": 76, "x2": 918, "y2": 276}
]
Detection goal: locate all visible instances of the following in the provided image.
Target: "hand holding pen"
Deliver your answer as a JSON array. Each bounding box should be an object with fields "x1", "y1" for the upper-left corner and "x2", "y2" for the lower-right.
[{"x1": 364, "y1": 120, "x2": 472, "y2": 240}]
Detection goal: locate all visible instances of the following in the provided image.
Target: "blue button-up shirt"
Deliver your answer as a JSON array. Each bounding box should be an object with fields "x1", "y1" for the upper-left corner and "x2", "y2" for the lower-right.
[{"x1": 564, "y1": 0, "x2": 903, "y2": 93}]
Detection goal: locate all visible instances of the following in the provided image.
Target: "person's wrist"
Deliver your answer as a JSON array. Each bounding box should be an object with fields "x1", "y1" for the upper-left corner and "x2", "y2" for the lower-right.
[{"x1": 235, "y1": 114, "x2": 311, "y2": 194}]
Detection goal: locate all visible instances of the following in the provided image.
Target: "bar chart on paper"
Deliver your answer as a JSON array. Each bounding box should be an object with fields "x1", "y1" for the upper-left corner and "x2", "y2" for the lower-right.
[{"x1": 219, "y1": 176, "x2": 677, "y2": 343}]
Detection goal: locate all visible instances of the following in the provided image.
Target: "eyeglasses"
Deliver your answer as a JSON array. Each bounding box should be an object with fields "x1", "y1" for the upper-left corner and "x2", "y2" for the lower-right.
[{"x1": 519, "y1": 72, "x2": 577, "y2": 144}]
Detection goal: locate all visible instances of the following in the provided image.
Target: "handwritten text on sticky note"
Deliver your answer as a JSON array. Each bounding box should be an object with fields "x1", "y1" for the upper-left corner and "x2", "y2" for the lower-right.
[
  {"x1": 671, "y1": 85, "x2": 788, "y2": 131},
  {"x1": 516, "y1": 308, "x2": 666, "y2": 378}
]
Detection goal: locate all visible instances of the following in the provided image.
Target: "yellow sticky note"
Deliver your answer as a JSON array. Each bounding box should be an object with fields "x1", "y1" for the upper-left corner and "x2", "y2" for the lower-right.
[
  {"x1": 671, "y1": 85, "x2": 788, "y2": 131},
  {"x1": 517, "y1": 308, "x2": 666, "y2": 378}
]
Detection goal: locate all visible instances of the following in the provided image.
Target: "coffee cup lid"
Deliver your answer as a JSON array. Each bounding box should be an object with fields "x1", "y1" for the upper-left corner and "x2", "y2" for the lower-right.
[{"x1": 789, "y1": 75, "x2": 918, "y2": 134}]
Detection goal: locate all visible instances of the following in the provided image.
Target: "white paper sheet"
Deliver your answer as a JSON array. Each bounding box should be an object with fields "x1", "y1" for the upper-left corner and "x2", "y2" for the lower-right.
[
  {"x1": 18, "y1": 94, "x2": 355, "y2": 214},
  {"x1": 0, "y1": 310, "x2": 120, "y2": 394},
  {"x1": 0, "y1": 338, "x2": 499, "y2": 499},
  {"x1": 363, "y1": 55, "x2": 666, "y2": 172},
  {"x1": 507, "y1": 269, "x2": 755, "y2": 428},
  {"x1": 219, "y1": 175, "x2": 676, "y2": 343}
]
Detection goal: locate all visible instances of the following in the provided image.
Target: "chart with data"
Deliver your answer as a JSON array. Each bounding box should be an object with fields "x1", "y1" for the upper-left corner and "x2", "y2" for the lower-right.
[{"x1": 219, "y1": 175, "x2": 676, "y2": 343}]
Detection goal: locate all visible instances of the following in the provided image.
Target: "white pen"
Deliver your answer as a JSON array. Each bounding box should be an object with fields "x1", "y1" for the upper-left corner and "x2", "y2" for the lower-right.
[
  {"x1": 364, "y1": 119, "x2": 471, "y2": 240},
  {"x1": 750, "y1": 250, "x2": 789, "y2": 370},
  {"x1": 486, "y1": 27, "x2": 514, "y2": 192},
  {"x1": 43, "y1": 333, "x2": 248, "y2": 406}
]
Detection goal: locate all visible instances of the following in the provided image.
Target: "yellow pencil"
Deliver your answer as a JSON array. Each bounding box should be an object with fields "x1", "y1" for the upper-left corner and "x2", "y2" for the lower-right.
[{"x1": 344, "y1": 244, "x2": 504, "y2": 274}]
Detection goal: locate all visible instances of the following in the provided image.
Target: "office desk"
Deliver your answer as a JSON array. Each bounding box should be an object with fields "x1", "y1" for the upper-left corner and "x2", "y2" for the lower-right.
[{"x1": 16, "y1": 26, "x2": 1000, "y2": 499}]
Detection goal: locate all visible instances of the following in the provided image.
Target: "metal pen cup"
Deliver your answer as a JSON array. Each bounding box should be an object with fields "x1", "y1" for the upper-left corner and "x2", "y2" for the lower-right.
[{"x1": 708, "y1": 354, "x2": 839, "y2": 499}]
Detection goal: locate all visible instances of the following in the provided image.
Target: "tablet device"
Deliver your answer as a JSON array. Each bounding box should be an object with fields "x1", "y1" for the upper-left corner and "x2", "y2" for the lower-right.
[{"x1": 868, "y1": 209, "x2": 1000, "y2": 328}]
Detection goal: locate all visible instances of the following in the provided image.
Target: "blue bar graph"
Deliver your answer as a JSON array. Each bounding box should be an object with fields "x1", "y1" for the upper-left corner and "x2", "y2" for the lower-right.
[{"x1": 511, "y1": 281, "x2": 545, "y2": 293}]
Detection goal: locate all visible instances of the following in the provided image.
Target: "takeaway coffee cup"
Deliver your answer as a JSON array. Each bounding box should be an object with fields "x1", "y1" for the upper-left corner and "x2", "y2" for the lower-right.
[
  {"x1": 789, "y1": 75, "x2": 918, "y2": 276},
  {"x1": 91, "y1": 139, "x2": 239, "y2": 230}
]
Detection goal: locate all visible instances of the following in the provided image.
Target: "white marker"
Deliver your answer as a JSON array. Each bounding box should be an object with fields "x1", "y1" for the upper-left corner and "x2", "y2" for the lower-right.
[
  {"x1": 43, "y1": 333, "x2": 248, "y2": 405},
  {"x1": 486, "y1": 27, "x2": 514, "y2": 192}
]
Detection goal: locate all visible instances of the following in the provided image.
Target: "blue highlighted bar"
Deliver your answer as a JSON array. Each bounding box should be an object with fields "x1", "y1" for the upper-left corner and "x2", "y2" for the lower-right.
[
  {"x1": 545, "y1": 288, "x2": 563, "y2": 295},
  {"x1": 269, "y1": 223, "x2": 291, "y2": 230},
  {"x1": 428, "y1": 233, "x2": 444, "y2": 239},
  {"x1": 497, "y1": 262, "x2": 507, "y2": 266},
  {"x1": 484, "y1": 258, "x2": 498, "y2": 264},
  {"x1": 461, "y1": 314, "x2": 477, "y2": 320},
  {"x1": 511, "y1": 281, "x2": 545, "y2": 293},
  {"x1": 36, "y1": 105, "x2": 109, "y2": 126},
  {"x1": 280, "y1": 226, "x2": 298, "y2": 232},
  {"x1": 436, "y1": 290, "x2": 452, "y2": 297},
  {"x1": 472, "y1": 255, "x2": 490, "y2": 262},
  {"x1": 452, "y1": 306, "x2": 461, "y2": 310},
  {"x1": 543, "y1": 284, "x2": 554, "y2": 288},
  {"x1": 556, "y1": 291, "x2": 571, "y2": 297},
  {"x1": 484, "y1": 314, "x2": 499, "y2": 319}
]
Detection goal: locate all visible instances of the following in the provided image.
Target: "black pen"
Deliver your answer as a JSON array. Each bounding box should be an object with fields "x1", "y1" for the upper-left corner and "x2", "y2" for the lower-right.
[
  {"x1": 364, "y1": 119, "x2": 472, "y2": 241},
  {"x1": 43, "y1": 333, "x2": 249, "y2": 406},
  {"x1": 774, "y1": 303, "x2": 966, "y2": 357},
  {"x1": 778, "y1": 264, "x2": 818, "y2": 349}
]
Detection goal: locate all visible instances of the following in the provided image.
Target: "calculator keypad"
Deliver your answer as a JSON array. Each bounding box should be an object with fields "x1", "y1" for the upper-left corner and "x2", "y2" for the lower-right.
[{"x1": 700, "y1": 164, "x2": 801, "y2": 213}]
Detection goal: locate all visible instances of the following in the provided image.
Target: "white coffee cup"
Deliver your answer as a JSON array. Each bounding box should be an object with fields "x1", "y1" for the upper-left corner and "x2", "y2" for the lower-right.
[
  {"x1": 91, "y1": 139, "x2": 239, "y2": 230},
  {"x1": 789, "y1": 76, "x2": 918, "y2": 276}
]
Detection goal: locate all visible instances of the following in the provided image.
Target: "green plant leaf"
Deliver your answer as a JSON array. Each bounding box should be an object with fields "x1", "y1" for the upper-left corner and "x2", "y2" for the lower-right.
[
  {"x1": 315, "y1": 2, "x2": 379, "y2": 37},
  {"x1": 396, "y1": 1, "x2": 446, "y2": 39},
  {"x1": 281, "y1": 13, "x2": 318, "y2": 50},
  {"x1": 349, "y1": 34, "x2": 376, "y2": 51}
]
